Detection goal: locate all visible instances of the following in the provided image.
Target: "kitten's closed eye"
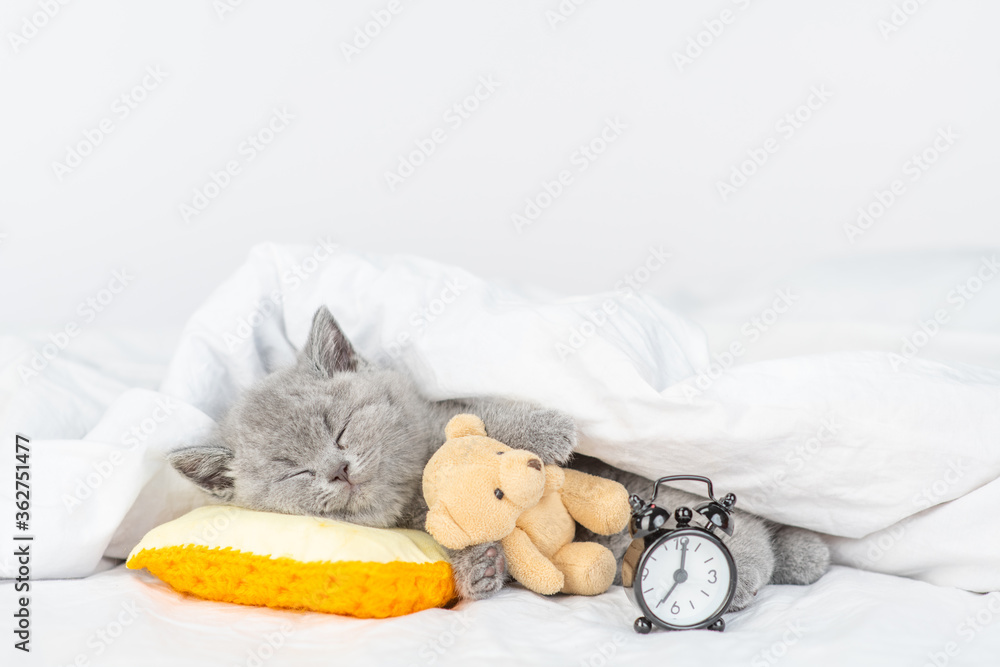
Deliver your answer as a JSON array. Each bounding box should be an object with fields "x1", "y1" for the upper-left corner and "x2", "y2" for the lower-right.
[
  {"x1": 280, "y1": 469, "x2": 314, "y2": 482},
  {"x1": 323, "y1": 412, "x2": 350, "y2": 450},
  {"x1": 274, "y1": 458, "x2": 315, "y2": 482}
]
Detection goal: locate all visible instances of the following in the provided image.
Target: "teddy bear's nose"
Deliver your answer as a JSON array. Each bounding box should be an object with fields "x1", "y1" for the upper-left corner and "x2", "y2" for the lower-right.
[{"x1": 527, "y1": 459, "x2": 541, "y2": 471}]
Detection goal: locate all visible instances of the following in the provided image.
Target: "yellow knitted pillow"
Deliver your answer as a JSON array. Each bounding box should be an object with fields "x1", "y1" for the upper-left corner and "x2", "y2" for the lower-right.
[{"x1": 126, "y1": 505, "x2": 455, "y2": 618}]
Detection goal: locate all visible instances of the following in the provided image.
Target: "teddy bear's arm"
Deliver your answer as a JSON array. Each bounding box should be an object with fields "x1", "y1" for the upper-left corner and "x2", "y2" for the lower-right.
[
  {"x1": 544, "y1": 465, "x2": 565, "y2": 493},
  {"x1": 560, "y1": 469, "x2": 631, "y2": 536},
  {"x1": 501, "y1": 527, "x2": 565, "y2": 596}
]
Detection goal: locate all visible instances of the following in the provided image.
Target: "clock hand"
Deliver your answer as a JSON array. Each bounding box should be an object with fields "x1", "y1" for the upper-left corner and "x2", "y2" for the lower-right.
[
  {"x1": 657, "y1": 538, "x2": 693, "y2": 610},
  {"x1": 657, "y1": 581, "x2": 679, "y2": 607}
]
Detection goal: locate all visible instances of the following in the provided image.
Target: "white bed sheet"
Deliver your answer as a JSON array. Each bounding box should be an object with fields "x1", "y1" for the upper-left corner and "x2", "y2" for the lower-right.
[{"x1": 8, "y1": 566, "x2": 1000, "y2": 667}]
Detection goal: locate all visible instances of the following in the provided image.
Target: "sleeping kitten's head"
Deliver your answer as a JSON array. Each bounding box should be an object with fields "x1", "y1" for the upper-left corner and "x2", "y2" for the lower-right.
[{"x1": 167, "y1": 306, "x2": 434, "y2": 528}]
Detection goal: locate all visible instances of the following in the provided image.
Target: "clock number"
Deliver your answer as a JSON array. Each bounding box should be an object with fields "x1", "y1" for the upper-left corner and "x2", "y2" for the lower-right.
[
  {"x1": 642, "y1": 568, "x2": 649, "y2": 581},
  {"x1": 671, "y1": 602, "x2": 680, "y2": 615},
  {"x1": 708, "y1": 569, "x2": 717, "y2": 584}
]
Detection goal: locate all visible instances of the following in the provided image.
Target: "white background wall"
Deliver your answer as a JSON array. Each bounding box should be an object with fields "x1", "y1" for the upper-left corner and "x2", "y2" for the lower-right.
[{"x1": 1, "y1": 0, "x2": 998, "y2": 336}]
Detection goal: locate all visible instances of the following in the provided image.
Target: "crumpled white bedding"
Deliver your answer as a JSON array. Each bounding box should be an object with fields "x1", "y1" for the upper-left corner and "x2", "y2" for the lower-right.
[{"x1": 3, "y1": 244, "x2": 1000, "y2": 666}]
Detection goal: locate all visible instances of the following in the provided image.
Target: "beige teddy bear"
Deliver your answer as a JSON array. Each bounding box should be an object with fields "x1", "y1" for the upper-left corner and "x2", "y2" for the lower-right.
[{"x1": 422, "y1": 414, "x2": 632, "y2": 596}]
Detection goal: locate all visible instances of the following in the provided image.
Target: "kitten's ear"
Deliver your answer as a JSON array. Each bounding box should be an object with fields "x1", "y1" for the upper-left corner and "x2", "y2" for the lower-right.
[
  {"x1": 167, "y1": 444, "x2": 235, "y2": 501},
  {"x1": 301, "y1": 306, "x2": 360, "y2": 376}
]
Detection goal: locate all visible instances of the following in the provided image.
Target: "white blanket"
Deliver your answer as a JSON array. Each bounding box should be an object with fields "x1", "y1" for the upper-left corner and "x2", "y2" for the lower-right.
[{"x1": 2, "y1": 244, "x2": 1000, "y2": 595}]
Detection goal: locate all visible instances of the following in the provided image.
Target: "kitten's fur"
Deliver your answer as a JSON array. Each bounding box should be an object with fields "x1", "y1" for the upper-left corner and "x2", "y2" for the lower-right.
[{"x1": 168, "y1": 306, "x2": 829, "y2": 607}]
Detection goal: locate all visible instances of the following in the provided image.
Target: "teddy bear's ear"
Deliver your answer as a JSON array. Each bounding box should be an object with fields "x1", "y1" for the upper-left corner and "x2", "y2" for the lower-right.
[
  {"x1": 445, "y1": 414, "x2": 488, "y2": 439},
  {"x1": 425, "y1": 501, "x2": 473, "y2": 550}
]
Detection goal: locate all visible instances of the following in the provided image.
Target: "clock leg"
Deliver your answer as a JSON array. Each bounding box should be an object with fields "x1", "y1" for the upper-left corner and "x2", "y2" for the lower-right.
[
  {"x1": 707, "y1": 618, "x2": 726, "y2": 632},
  {"x1": 634, "y1": 617, "x2": 653, "y2": 634}
]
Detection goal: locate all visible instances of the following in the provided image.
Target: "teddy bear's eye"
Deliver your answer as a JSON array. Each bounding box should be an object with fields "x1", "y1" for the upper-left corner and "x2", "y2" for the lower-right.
[
  {"x1": 494, "y1": 488, "x2": 504, "y2": 500},
  {"x1": 496, "y1": 451, "x2": 504, "y2": 456}
]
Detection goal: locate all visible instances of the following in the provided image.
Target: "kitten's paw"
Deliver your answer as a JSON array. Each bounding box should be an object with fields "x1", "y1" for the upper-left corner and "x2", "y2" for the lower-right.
[
  {"x1": 524, "y1": 409, "x2": 577, "y2": 465},
  {"x1": 725, "y1": 518, "x2": 776, "y2": 611},
  {"x1": 450, "y1": 542, "x2": 508, "y2": 600},
  {"x1": 770, "y1": 526, "x2": 830, "y2": 585},
  {"x1": 730, "y1": 557, "x2": 771, "y2": 611}
]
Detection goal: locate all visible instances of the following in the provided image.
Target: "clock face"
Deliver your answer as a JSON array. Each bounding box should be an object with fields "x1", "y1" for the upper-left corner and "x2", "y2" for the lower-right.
[{"x1": 636, "y1": 529, "x2": 735, "y2": 628}]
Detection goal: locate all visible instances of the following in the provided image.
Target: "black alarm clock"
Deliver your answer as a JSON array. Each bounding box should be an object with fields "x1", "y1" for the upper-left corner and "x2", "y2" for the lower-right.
[{"x1": 621, "y1": 475, "x2": 738, "y2": 634}]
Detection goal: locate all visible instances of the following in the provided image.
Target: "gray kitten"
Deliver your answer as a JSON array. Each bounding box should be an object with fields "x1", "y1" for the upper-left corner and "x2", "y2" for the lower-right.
[{"x1": 168, "y1": 306, "x2": 829, "y2": 607}]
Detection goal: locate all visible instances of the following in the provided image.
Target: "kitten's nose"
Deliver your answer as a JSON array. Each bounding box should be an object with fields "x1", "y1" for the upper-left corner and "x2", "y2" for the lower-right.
[{"x1": 328, "y1": 461, "x2": 350, "y2": 484}]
